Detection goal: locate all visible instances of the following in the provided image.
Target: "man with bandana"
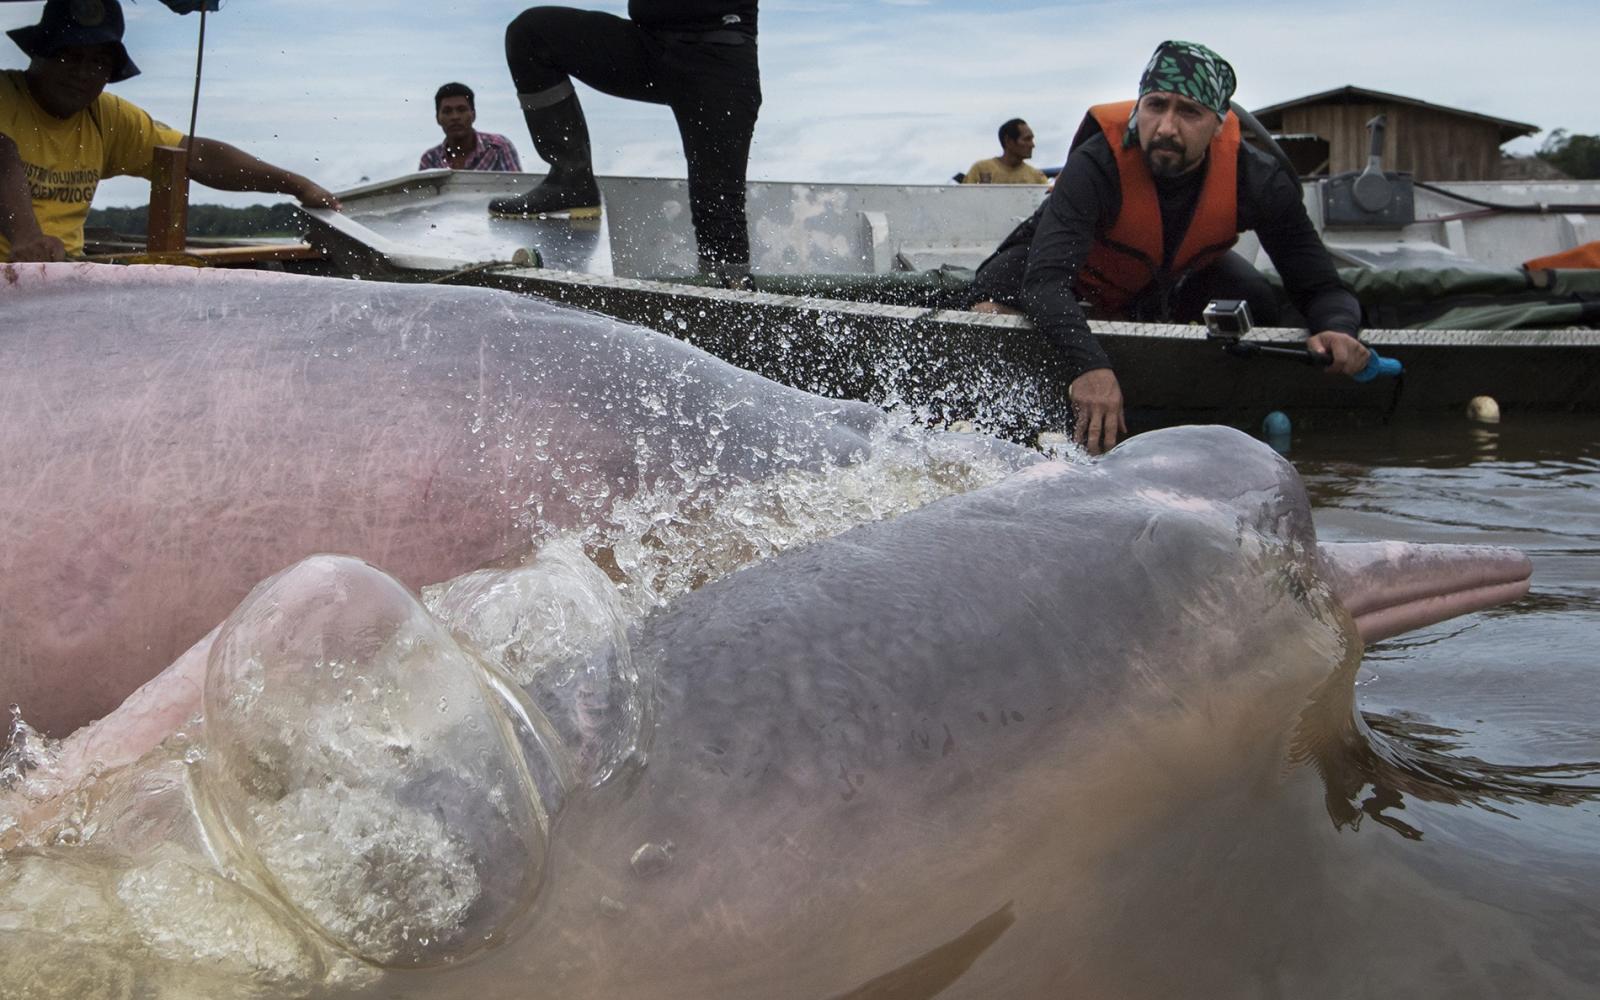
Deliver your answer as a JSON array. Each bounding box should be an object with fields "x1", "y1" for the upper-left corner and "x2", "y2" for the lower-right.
[
  {"x1": 1, "y1": 0, "x2": 340, "y2": 263},
  {"x1": 966, "y1": 41, "x2": 1365, "y2": 455}
]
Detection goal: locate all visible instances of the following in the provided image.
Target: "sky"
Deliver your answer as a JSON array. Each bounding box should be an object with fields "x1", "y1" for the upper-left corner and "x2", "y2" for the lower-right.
[{"x1": 2, "y1": 0, "x2": 1594, "y2": 208}]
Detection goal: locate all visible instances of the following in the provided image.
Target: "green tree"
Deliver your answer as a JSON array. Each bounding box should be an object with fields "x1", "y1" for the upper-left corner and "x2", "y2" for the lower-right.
[
  {"x1": 1537, "y1": 130, "x2": 1600, "y2": 180},
  {"x1": 86, "y1": 202, "x2": 307, "y2": 238}
]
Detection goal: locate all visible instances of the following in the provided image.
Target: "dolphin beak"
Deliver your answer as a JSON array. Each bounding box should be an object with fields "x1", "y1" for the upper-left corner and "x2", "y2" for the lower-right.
[{"x1": 1317, "y1": 542, "x2": 1533, "y2": 646}]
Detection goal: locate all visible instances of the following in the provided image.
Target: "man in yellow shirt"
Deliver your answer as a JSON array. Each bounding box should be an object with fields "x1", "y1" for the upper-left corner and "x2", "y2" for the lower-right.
[
  {"x1": 960, "y1": 119, "x2": 1048, "y2": 185},
  {"x1": 0, "y1": 0, "x2": 340, "y2": 262}
]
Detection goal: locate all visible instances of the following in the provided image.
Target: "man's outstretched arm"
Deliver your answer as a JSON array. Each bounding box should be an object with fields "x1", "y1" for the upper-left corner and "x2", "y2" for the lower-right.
[
  {"x1": 1248, "y1": 152, "x2": 1368, "y2": 375},
  {"x1": 186, "y1": 137, "x2": 342, "y2": 210},
  {"x1": 1023, "y1": 142, "x2": 1127, "y2": 455}
]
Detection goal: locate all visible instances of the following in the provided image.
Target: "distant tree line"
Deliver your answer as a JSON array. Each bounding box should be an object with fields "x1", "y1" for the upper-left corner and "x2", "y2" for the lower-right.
[
  {"x1": 1537, "y1": 130, "x2": 1600, "y2": 180},
  {"x1": 86, "y1": 202, "x2": 306, "y2": 238}
]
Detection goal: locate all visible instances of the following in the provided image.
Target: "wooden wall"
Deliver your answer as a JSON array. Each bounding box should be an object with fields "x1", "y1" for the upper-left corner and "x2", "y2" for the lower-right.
[{"x1": 1278, "y1": 103, "x2": 1503, "y2": 180}]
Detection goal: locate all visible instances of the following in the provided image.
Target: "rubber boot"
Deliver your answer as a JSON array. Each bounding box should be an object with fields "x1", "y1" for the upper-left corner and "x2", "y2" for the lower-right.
[{"x1": 489, "y1": 94, "x2": 602, "y2": 219}]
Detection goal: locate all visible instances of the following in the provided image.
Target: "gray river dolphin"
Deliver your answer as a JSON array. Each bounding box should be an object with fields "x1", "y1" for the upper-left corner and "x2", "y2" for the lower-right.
[{"x1": 3, "y1": 405, "x2": 1549, "y2": 996}]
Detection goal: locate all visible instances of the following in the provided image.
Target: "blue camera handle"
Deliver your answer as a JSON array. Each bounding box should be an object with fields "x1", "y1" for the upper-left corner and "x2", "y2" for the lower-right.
[{"x1": 1352, "y1": 350, "x2": 1403, "y2": 383}]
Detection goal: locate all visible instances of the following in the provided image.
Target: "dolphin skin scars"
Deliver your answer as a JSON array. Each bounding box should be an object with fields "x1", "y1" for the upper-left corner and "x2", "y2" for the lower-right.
[{"x1": 3, "y1": 263, "x2": 1579, "y2": 999}]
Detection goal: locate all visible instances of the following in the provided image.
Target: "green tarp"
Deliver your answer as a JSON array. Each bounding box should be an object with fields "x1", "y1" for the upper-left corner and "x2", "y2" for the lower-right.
[{"x1": 1335, "y1": 267, "x2": 1600, "y2": 329}]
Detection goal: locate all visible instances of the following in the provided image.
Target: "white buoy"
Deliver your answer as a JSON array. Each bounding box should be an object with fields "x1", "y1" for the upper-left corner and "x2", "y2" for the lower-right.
[{"x1": 1467, "y1": 396, "x2": 1501, "y2": 424}]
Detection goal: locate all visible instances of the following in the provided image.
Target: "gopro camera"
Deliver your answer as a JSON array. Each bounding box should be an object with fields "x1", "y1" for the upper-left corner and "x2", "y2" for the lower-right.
[{"x1": 1202, "y1": 299, "x2": 1254, "y2": 341}]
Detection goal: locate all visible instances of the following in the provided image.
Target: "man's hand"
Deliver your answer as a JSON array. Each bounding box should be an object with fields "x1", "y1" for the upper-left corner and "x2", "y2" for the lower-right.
[
  {"x1": 7, "y1": 231, "x2": 66, "y2": 262},
  {"x1": 1069, "y1": 368, "x2": 1127, "y2": 456},
  {"x1": 1307, "y1": 331, "x2": 1369, "y2": 376},
  {"x1": 294, "y1": 179, "x2": 342, "y2": 211}
]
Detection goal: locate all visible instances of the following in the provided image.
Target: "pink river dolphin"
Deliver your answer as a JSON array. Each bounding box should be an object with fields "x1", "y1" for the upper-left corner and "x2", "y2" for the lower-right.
[
  {"x1": 2, "y1": 263, "x2": 1566, "y2": 999},
  {"x1": 1, "y1": 262, "x2": 889, "y2": 739}
]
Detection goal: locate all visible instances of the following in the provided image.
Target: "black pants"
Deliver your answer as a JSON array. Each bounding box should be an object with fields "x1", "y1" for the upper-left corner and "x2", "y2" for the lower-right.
[
  {"x1": 968, "y1": 245, "x2": 1282, "y2": 325},
  {"x1": 506, "y1": 7, "x2": 762, "y2": 272}
]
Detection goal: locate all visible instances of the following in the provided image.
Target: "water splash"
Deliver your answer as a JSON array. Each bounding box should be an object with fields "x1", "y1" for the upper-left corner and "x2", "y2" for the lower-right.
[{"x1": 595, "y1": 408, "x2": 1032, "y2": 618}]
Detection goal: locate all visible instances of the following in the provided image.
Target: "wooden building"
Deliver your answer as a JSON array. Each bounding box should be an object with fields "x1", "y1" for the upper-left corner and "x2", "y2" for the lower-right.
[{"x1": 1250, "y1": 86, "x2": 1538, "y2": 181}]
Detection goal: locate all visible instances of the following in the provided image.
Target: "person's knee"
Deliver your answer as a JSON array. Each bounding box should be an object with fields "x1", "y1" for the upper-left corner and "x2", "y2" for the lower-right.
[
  {"x1": 1232, "y1": 268, "x2": 1282, "y2": 325},
  {"x1": 966, "y1": 245, "x2": 1029, "y2": 311},
  {"x1": 505, "y1": 7, "x2": 559, "y2": 56},
  {"x1": 1245, "y1": 287, "x2": 1281, "y2": 325},
  {"x1": 1178, "y1": 252, "x2": 1281, "y2": 325}
]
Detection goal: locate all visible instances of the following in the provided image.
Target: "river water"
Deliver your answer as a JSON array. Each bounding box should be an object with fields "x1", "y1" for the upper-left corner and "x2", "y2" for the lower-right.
[
  {"x1": 1295, "y1": 413, "x2": 1600, "y2": 978},
  {"x1": 1298, "y1": 414, "x2": 1600, "y2": 773}
]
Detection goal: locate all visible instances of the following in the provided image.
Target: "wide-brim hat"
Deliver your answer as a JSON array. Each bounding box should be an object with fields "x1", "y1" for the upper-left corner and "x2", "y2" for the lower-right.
[{"x1": 7, "y1": 0, "x2": 141, "y2": 83}]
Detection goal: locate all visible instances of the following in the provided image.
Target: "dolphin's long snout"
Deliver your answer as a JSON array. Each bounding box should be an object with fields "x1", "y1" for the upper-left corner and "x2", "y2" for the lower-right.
[{"x1": 1317, "y1": 541, "x2": 1532, "y2": 645}]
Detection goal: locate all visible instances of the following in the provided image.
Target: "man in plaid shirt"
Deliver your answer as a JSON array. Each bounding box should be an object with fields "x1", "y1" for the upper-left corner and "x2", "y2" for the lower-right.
[{"x1": 418, "y1": 82, "x2": 522, "y2": 172}]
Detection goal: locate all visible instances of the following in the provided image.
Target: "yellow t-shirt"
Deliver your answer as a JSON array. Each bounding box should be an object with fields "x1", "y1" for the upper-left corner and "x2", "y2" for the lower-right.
[
  {"x1": 960, "y1": 157, "x2": 1048, "y2": 185},
  {"x1": 1, "y1": 70, "x2": 185, "y2": 259}
]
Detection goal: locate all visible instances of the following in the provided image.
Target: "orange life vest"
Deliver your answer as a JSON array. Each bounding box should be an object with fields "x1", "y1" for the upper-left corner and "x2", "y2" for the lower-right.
[{"x1": 1077, "y1": 100, "x2": 1242, "y2": 316}]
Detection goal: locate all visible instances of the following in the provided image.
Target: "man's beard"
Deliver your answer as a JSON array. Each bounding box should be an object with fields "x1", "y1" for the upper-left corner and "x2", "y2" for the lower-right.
[{"x1": 1143, "y1": 140, "x2": 1195, "y2": 178}]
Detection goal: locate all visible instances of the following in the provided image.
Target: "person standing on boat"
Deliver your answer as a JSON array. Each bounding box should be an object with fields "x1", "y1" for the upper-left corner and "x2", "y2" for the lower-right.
[
  {"x1": 0, "y1": 0, "x2": 340, "y2": 264},
  {"x1": 961, "y1": 119, "x2": 1048, "y2": 185},
  {"x1": 418, "y1": 82, "x2": 523, "y2": 172},
  {"x1": 491, "y1": 1, "x2": 760, "y2": 287},
  {"x1": 967, "y1": 41, "x2": 1366, "y2": 455}
]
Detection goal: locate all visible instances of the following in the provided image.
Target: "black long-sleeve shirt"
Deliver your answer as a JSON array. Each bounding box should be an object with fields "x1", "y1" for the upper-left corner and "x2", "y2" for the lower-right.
[
  {"x1": 629, "y1": 0, "x2": 758, "y2": 33},
  {"x1": 1013, "y1": 133, "x2": 1360, "y2": 381}
]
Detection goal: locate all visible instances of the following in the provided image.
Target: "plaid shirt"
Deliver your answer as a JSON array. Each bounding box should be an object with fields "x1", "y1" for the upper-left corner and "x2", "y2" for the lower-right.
[{"x1": 418, "y1": 131, "x2": 523, "y2": 172}]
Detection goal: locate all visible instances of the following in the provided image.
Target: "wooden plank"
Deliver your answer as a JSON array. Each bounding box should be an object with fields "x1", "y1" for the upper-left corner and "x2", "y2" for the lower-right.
[
  {"x1": 87, "y1": 244, "x2": 320, "y2": 267},
  {"x1": 182, "y1": 243, "x2": 321, "y2": 264},
  {"x1": 147, "y1": 145, "x2": 190, "y2": 253}
]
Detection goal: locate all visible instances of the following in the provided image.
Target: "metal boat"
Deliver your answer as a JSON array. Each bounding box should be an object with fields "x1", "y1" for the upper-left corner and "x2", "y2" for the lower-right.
[{"x1": 292, "y1": 168, "x2": 1600, "y2": 437}]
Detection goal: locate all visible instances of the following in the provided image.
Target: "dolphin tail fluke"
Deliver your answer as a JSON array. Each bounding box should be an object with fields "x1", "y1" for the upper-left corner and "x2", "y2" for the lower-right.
[{"x1": 1317, "y1": 541, "x2": 1532, "y2": 645}]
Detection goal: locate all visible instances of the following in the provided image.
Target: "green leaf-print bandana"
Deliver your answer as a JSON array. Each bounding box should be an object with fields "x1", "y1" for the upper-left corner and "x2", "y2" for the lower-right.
[{"x1": 1125, "y1": 40, "x2": 1237, "y2": 147}]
